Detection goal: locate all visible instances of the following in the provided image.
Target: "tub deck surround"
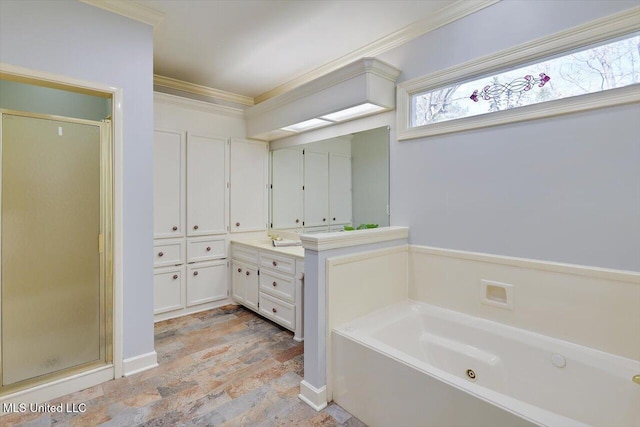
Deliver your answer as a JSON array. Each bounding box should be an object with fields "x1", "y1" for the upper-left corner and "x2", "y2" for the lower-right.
[
  {"x1": 333, "y1": 300, "x2": 640, "y2": 427},
  {"x1": 299, "y1": 227, "x2": 410, "y2": 411},
  {"x1": 323, "y1": 244, "x2": 640, "y2": 426}
]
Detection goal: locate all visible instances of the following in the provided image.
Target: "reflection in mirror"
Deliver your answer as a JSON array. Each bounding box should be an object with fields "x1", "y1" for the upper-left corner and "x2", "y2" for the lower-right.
[{"x1": 270, "y1": 126, "x2": 389, "y2": 234}]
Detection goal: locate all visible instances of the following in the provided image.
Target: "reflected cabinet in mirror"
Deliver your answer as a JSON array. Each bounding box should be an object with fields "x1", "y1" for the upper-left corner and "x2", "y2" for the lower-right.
[{"x1": 270, "y1": 126, "x2": 389, "y2": 234}]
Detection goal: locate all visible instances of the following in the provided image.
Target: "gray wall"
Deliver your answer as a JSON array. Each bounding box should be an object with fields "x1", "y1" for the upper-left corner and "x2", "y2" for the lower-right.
[
  {"x1": 0, "y1": 1, "x2": 155, "y2": 358},
  {"x1": 376, "y1": 0, "x2": 640, "y2": 271},
  {"x1": 0, "y1": 80, "x2": 111, "y2": 121},
  {"x1": 351, "y1": 127, "x2": 389, "y2": 227}
]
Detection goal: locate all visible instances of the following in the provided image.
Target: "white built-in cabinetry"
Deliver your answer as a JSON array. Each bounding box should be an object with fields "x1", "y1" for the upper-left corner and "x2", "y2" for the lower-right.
[
  {"x1": 231, "y1": 242, "x2": 304, "y2": 341},
  {"x1": 152, "y1": 93, "x2": 268, "y2": 321},
  {"x1": 271, "y1": 149, "x2": 303, "y2": 229},
  {"x1": 271, "y1": 147, "x2": 352, "y2": 232},
  {"x1": 230, "y1": 138, "x2": 268, "y2": 233}
]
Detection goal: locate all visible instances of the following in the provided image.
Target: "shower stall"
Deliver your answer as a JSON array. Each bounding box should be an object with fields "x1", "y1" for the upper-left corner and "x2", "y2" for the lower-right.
[{"x1": 0, "y1": 110, "x2": 112, "y2": 395}]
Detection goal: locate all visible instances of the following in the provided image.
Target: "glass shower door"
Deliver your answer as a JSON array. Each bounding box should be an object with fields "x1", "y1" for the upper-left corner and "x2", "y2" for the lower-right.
[{"x1": 1, "y1": 112, "x2": 107, "y2": 390}]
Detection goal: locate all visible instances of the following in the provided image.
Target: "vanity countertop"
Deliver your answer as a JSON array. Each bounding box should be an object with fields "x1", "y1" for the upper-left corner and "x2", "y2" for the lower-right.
[{"x1": 230, "y1": 238, "x2": 304, "y2": 259}]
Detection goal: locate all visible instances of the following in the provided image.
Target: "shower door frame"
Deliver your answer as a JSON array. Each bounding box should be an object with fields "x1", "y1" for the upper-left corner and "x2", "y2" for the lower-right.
[
  {"x1": 0, "y1": 110, "x2": 113, "y2": 394},
  {"x1": 0, "y1": 62, "x2": 124, "y2": 402}
]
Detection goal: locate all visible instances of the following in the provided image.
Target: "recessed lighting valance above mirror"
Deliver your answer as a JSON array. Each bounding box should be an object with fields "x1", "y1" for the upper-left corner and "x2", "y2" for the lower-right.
[{"x1": 245, "y1": 58, "x2": 400, "y2": 141}]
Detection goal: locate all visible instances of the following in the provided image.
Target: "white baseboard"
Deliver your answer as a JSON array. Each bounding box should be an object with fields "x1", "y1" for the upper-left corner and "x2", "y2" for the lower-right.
[
  {"x1": 123, "y1": 351, "x2": 158, "y2": 377},
  {"x1": 154, "y1": 298, "x2": 234, "y2": 323},
  {"x1": 0, "y1": 366, "x2": 113, "y2": 412},
  {"x1": 298, "y1": 380, "x2": 327, "y2": 411}
]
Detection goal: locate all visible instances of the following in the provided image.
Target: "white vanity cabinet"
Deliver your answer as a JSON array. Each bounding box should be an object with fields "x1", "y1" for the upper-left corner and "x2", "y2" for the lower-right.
[
  {"x1": 230, "y1": 138, "x2": 268, "y2": 233},
  {"x1": 231, "y1": 242, "x2": 304, "y2": 341}
]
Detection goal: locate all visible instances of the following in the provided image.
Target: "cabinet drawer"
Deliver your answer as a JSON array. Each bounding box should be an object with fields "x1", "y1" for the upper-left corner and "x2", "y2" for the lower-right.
[
  {"x1": 188, "y1": 237, "x2": 226, "y2": 262},
  {"x1": 259, "y1": 292, "x2": 295, "y2": 331},
  {"x1": 260, "y1": 252, "x2": 296, "y2": 275},
  {"x1": 231, "y1": 244, "x2": 259, "y2": 265},
  {"x1": 154, "y1": 265, "x2": 185, "y2": 314},
  {"x1": 187, "y1": 260, "x2": 228, "y2": 307},
  {"x1": 153, "y1": 240, "x2": 184, "y2": 267},
  {"x1": 259, "y1": 269, "x2": 295, "y2": 303}
]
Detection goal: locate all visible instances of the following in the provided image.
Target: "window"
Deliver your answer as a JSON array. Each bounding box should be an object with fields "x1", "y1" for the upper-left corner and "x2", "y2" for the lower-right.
[{"x1": 397, "y1": 8, "x2": 640, "y2": 140}]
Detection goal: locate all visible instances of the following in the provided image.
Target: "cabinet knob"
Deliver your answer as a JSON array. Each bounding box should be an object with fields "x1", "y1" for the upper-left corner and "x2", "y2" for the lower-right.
[
  {"x1": 272, "y1": 281, "x2": 277, "y2": 287},
  {"x1": 158, "y1": 252, "x2": 164, "y2": 257},
  {"x1": 295, "y1": 219, "x2": 299, "y2": 223},
  {"x1": 172, "y1": 226, "x2": 178, "y2": 231},
  {"x1": 246, "y1": 271, "x2": 250, "y2": 276},
  {"x1": 193, "y1": 271, "x2": 199, "y2": 276},
  {"x1": 172, "y1": 274, "x2": 178, "y2": 280},
  {"x1": 193, "y1": 225, "x2": 199, "y2": 230},
  {"x1": 272, "y1": 261, "x2": 277, "y2": 267},
  {"x1": 206, "y1": 246, "x2": 211, "y2": 252},
  {"x1": 272, "y1": 307, "x2": 277, "y2": 313},
  {"x1": 237, "y1": 268, "x2": 242, "y2": 273},
  {"x1": 333, "y1": 217, "x2": 336, "y2": 221},
  {"x1": 322, "y1": 218, "x2": 326, "y2": 222},
  {"x1": 236, "y1": 222, "x2": 240, "y2": 227}
]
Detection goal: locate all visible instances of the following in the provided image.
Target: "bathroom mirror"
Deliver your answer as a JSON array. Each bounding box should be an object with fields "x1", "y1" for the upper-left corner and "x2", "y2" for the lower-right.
[{"x1": 270, "y1": 126, "x2": 389, "y2": 234}]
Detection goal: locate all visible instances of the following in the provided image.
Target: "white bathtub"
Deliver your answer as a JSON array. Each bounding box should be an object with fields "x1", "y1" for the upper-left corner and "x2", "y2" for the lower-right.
[{"x1": 331, "y1": 300, "x2": 640, "y2": 427}]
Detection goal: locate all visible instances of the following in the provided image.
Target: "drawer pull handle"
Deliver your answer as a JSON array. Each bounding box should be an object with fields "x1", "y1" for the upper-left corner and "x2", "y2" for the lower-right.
[
  {"x1": 172, "y1": 226, "x2": 178, "y2": 231},
  {"x1": 237, "y1": 268, "x2": 242, "y2": 273},
  {"x1": 272, "y1": 281, "x2": 277, "y2": 287},
  {"x1": 158, "y1": 252, "x2": 164, "y2": 257},
  {"x1": 206, "y1": 246, "x2": 211, "y2": 252},
  {"x1": 323, "y1": 218, "x2": 326, "y2": 222},
  {"x1": 236, "y1": 222, "x2": 240, "y2": 227},
  {"x1": 333, "y1": 217, "x2": 336, "y2": 221},
  {"x1": 272, "y1": 261, "x2": 277, "y2": 267},
  {"x1": 193, "y1": 271, "x2": 199, "y2": 276},
  {"x1": 172, "y1": 274, "x2": 178, "y2": 280},
  {"x1": 246, "y1": 271, "x2": 250, "y2": 276},
  {"x1": 193, "y1": 225, "x2": 199, "y2": 230},
  {"x1": 272, "y1": 308, "x2": 277, "y2": 313}
]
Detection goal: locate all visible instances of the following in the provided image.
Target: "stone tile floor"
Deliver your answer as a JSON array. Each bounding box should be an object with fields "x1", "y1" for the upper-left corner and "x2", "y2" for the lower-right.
[{"x1": 1, "y1": 305, "x2": 366, "y2": 426}]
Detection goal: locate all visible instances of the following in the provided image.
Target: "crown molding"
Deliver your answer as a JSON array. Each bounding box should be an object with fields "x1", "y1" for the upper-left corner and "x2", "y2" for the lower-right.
[
  {"x1": 245, "y1": 58, "x2": 400, "y2": 118},
  {"x1": 80, "y1": 0, "x2": 165, "y2": 28},
  {"x1": 253, "y1": 0, "x2": 499, "y2": 104},
  {"x1": 154, "y1": 74, "x2": 254, "y2": 107},
  {"x1": 154, "y1": 92, "x2": 245, "y2": 118}
]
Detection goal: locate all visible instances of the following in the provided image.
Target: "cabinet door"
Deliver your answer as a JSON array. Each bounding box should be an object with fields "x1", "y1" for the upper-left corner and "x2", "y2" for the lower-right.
[
  {"x1": 154, "y1": 265, "x2": 185, "y2": 314},
  {"x1": 271, "y1": 148, "x2": 303, "y2": 229},
  {"x1": 187, "y1": 261, "x2": 228, "y2": 307},
  {"x1": 153, "y1": 130, "x2": 185, "y2": 238},
  {"x1": 304, "y1": 151, "x2": 329, "y2": 227},
  {"x1": 231, "y1": 260, "x2": 245, "y2": 303},
  {"x1": 244, "y1": 265, "x2": 259, "y2": 311},
  {"x1": 230, "y1": 138, "x2": 267, "y2": 232},
  {"x1": 329, "y1": 153, "x2": 352, "y2": 225},
  {"x1": 187, "y1": 134, "x2": 227, "y2": 236}
]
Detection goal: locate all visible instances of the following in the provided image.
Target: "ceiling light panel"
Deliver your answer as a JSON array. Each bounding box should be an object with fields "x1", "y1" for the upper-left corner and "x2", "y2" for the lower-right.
[
  {"x1": 281, "y1": 118, "x2": 332, "y2": 133},
  {"x1": 320, "y1": 103, "x2": 386, "y2": 122}
]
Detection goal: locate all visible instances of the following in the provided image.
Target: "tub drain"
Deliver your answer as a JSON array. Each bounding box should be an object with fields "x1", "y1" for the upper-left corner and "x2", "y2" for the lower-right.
[{"x1": 466, "y1": 369, "x2": 476, "y2": 381}]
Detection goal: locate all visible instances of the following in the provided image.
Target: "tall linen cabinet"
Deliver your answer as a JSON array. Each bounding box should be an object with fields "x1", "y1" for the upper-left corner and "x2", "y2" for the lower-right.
[{"x1": 153, "y1": 93, "x2": 267, "y2": 321}]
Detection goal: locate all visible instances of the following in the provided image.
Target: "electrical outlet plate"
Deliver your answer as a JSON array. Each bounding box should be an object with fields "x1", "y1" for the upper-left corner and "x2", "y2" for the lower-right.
[{"x1": 479, "y1": 279, "x2": 514, "y2": 310}]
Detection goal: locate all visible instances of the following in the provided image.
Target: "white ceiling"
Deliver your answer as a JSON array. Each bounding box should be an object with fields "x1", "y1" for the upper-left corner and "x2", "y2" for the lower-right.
[{"x1": 136, "y1": 0, "x2": 456, "y2": 100}]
